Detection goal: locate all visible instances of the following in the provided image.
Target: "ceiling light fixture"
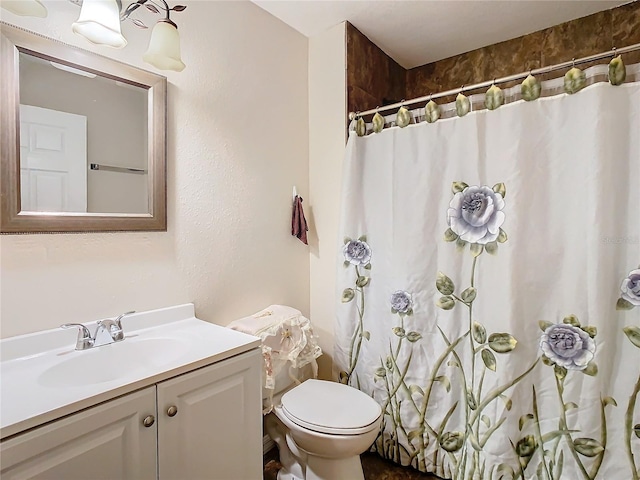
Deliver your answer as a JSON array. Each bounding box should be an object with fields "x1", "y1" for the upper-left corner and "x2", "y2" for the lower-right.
[
  {"x1": 143, "y1": 17, "x2": 185, "y2": 72},
  {"x1": 126, "y1": 0, "x2": 187, "y2": 72},
  {"x1": 0, "y1": 0, "x2": 188, "y2": 72},
  {"x1": 72, "y1": 0, "x2": 127, "y2": 48}
]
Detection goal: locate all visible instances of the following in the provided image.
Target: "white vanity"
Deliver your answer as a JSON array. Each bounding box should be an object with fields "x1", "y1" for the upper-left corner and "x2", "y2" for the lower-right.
[{"x1": 0, "y1": 304, "x2": 263, "y2": 479}]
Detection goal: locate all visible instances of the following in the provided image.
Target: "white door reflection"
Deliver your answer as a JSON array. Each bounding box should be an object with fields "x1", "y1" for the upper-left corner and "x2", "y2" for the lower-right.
[{"x1": 19, "y1": 105, "x2": 87, "y2": 213}]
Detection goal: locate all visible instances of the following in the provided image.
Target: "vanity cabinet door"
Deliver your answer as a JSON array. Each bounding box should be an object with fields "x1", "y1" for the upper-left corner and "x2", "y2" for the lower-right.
[
  {"x1": 157, "y1": 349, "x2": 262, "y2": 480},
  {"x1": 0, "y1": 387, "x2": 157, "y2": 480}
]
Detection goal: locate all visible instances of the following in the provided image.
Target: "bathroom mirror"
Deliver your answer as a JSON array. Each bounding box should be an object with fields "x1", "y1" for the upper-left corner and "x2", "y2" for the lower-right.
[{"x1": 0, "y1": 22, "x2": 167, "y2": 233}]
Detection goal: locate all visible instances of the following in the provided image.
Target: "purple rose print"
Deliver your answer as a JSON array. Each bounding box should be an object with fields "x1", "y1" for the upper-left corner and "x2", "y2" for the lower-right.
[
  {"x1": 343, "y1": 239, "x2": 372, "y2": 267},
  {"x1": 447, "y1": 185, "x2": 505, "y2": 245},
  {"x1": 390, "y1": 290, "x2": 413, "y2": 314},
  {"x1": 540, "y1": 324, "x2": 595, "y2": 370},
  {"x1": 620, "y1": 269, "x2": 640, "y2": 306}
]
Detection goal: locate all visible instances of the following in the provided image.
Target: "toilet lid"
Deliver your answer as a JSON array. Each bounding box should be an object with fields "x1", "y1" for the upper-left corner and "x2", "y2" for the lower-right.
[{"x1": 280, "y1": 380, "x2": 381, "y2": 435}]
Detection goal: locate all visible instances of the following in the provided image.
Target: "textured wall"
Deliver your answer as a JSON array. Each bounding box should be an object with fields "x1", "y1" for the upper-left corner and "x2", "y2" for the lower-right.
[
  {"x1": 308, "y1": 22, "x2": 347, "y2": 380},
  {"x1": 347, "y1": 1, "x2": 640, "y2": 113},
  {"x1": 0, "y1": 2, "x2": 310, "y2": 338}
]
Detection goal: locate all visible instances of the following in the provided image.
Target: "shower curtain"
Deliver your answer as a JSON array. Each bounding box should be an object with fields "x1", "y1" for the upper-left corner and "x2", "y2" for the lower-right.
[{"x1": 335, "y1": 66, "x2": 640, "y2": 480}]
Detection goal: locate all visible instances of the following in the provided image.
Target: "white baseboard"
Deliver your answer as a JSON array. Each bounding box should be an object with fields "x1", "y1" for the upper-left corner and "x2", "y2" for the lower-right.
[{"x1": 263, "y1": 434, "x2": 275, "y2": 455}]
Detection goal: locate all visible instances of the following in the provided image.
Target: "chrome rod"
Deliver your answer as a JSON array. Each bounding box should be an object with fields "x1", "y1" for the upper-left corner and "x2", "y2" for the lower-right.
[
  {"x1": 90, "y1": 163, "x2": 147, "y2": 174},
  {"x1": 351, "y1": 43, "x2": 640, "y2": 118}
]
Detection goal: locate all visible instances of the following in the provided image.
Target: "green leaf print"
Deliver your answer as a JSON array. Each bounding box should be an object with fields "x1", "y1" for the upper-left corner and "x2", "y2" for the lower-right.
[{"x1": 488, "y1": 333, "x2": 518, "y2": 353}]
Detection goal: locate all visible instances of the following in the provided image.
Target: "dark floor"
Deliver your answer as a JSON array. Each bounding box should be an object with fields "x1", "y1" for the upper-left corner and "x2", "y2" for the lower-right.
[{"x1": 264, "y1": 449, "x2": 440, "y2": 480}]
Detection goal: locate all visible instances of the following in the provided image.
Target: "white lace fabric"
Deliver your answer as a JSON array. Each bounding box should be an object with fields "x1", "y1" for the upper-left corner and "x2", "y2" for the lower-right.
[{"x1": 227, "y1": 305, "x2": 322, "y2": 411}]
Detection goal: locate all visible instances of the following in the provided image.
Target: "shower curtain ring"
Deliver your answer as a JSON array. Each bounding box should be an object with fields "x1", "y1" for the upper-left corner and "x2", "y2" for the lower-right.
[
  {"x1": 460, "y1": 85, "x2": 465, "y2": 93},
  {"x1": 612, "y1": 46, "x2": 617, "y2": 57},
  {"x1": 572, "y1": 58, "x2": 576, "y2": 67}
]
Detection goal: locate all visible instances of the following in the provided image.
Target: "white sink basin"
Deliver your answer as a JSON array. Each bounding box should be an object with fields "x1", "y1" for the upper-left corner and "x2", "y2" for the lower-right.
[
  {"x1": 1, "y1": 304, "x2": 262, "y2": 440},
  {"x1": 38, "y1": 337, "x2": 190, "y2": 387}
]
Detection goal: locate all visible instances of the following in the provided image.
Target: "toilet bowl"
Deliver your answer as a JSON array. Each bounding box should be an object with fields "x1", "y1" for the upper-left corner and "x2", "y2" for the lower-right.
[
  {"x1": 227, "y1": 306, "x2": 380, "y2": 479},
  {"x1": 267, "y1": 379, "x2": 382, "y2": 480}
]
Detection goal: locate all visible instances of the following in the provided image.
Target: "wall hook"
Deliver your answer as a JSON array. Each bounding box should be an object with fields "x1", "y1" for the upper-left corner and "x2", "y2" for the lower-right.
[{"x1": 292, "y1": 186, "x2": 298, "y2": 203}]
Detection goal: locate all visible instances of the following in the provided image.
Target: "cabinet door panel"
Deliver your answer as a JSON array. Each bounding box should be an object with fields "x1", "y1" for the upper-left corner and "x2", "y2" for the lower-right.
[
  {"x1": 157, "y1": 350, "x2": 262, "y2": 480},
  {"x1": 0, "y1": 387, "x2": 157, "y2": 480}
]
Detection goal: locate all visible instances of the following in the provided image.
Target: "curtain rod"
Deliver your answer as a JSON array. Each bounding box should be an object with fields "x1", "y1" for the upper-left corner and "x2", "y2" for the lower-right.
[{"x1": 351, "y1": 43, "x2": 640, "y2": 118}]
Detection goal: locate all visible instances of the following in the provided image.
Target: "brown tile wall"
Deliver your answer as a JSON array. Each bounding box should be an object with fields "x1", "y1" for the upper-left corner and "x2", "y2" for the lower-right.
[
  {"x1": 347, "y1": 1, "x2": 640, "y2": 115},
  {"x1": 612, "y1": 1, "x2": 640, "y2": 63},
  {"x1": 346, "y1": 22, "x2": 405, "y2": 116}
]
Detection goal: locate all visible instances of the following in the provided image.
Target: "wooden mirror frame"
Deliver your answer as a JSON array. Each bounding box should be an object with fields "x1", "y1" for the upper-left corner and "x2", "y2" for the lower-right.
[{"x1": 0, "y1": 22, "x2": 167, "y2": 233}]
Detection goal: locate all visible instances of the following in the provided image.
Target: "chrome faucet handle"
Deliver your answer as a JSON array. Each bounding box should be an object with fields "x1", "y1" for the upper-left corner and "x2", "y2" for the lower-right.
[
  {"x1": 114, "y1": 311, "x2": 135, "y2": 330},
  {"x1": 96, "y1": 319, "x2": 124, "y2": 342},
  {"x1": 61, "y1": 323, "x2": 94, "y2": 350}
]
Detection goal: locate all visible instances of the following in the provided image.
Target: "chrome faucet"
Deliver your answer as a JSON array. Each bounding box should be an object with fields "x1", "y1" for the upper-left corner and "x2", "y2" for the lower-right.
[
  {"x1": 61, "y1": 311, "x2": 135, "y2": 350},
  {"x1": 60, "y1": 323, "x2": 94, "y2": 350}
]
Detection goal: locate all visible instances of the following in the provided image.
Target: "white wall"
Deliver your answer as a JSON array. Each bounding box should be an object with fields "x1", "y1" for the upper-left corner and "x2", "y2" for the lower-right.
[
  {"x1": 308, "y1": 23, "x2": 346, "y2": 379},
  {"x1": 0, "y1": 2, "x2": 310, "y2": 338}
]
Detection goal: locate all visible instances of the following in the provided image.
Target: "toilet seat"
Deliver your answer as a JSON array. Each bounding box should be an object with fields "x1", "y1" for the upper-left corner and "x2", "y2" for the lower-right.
[{"x1": 279, "y1": 379, "x2": 382, "y2": 436}]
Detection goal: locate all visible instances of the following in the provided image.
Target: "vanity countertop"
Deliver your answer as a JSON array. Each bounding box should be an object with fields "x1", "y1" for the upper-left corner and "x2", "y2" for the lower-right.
[{"x1": 0, "y1": 304, "x2": 261, "y2": 440}]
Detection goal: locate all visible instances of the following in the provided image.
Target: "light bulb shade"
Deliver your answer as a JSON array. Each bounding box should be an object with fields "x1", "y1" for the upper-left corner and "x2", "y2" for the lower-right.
[
  {"x1": 1, "y1": 0, "x2": 47, "y2": 17},
  {"x1": 143, "y1": 20, "x2": 185, "y2": 72},
  {"x1": 72, "y1": 0, "x2": 127, "y2": 49}
]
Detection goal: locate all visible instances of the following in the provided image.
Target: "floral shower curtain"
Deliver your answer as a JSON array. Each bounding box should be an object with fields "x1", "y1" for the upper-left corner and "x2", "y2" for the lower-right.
[{"x1": 335, "y1": 65, "x2": 640, "y2": 480}]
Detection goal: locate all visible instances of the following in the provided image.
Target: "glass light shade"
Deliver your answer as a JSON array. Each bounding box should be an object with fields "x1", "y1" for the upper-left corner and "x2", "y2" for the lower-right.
[
  {"x1": 0, "y1": 0, "x2": 47, "y2": 17},
  {"x1": 143, "y1": 20, "x2": 185, "y2": 72},
  {"x1": 72, "y1": 0, "x2": 127, "y2": 49}
]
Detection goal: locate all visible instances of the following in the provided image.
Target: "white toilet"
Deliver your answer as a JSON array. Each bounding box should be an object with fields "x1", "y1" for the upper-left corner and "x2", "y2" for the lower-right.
[
  {"x1": 227, "y1": 305, "x2": 382, "y2": 480},
  {"x1": 266, "y1": 378, "x2": 382, "y2": 480}
]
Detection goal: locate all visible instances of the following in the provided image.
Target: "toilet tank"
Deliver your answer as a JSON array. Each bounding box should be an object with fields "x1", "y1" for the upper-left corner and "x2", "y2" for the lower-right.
[
  {"x1": 264, "y1": 362, "x2": 315, "y2": 410},
  {"x1": 226, "y1": 305, "x2": 322, "y2": 412}
]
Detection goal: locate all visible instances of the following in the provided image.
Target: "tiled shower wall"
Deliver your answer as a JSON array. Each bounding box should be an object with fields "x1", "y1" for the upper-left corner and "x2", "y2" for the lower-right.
[{"x1": 347, "y1": 1, "x2": 640, "y2": 116}]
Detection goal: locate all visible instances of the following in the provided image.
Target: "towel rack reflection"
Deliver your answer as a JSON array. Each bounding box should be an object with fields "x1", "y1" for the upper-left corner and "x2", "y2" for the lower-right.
[{"x1": 90, "y1": 163, "x2": 147, "y2": 174}]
